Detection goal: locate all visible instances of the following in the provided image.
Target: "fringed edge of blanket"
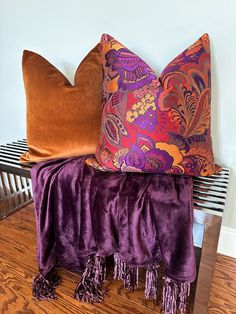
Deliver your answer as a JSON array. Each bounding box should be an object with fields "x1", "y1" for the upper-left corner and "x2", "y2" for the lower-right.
[
  {"x1": 162, "y1": 276, "x2": 190, "y2": 314},
  {"x1": 32, "y1": 253, "x2": 191, "y2": 314},
  {"x1": 74, "y1": 255, "x2": 106, "y2": 303},
  {"x1": 113, "y1": 253, "x2": 190, "y2": 314},
  {"x1": 32, "y1": 269, "x2": 61, "y2": 300}
]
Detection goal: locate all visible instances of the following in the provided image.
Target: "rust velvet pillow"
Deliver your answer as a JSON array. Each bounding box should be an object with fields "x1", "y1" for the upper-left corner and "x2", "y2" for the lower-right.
[{"x1": 20, "y1": 44, "x2": 102, "y2": 163}]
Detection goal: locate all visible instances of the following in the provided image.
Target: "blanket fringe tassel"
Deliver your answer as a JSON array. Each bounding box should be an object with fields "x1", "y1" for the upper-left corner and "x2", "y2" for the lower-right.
[
  {"x1": 32, "y1": 269, "x2": 61, "y2": 300},
  {"x1": 145, "y1": 264, "x2": 159, "y2": 303},
  {"x1": 32, "y1": 255, "x2": 190, "y2": 313},
  {"x1": 113, "y1": 253, "x2": 138, "y2": 292},
  {"x1": 74, "y1": 255, "x2": 106, "y2": 303},
  {"x1": 162, "y1": 276, "x2": 190, "y2": 314},
  {"x1": 114, "y1": 254, "x2": 190, "y2": 314}
]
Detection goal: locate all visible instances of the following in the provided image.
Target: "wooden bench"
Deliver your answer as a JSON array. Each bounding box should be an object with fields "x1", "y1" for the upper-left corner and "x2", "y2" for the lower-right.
[
  {"x1": 0, "y1": 139, "x2": 230, "y2": 314},
  {"x1": 0, "y1": 139, "x2": 32, "y2": 220}
]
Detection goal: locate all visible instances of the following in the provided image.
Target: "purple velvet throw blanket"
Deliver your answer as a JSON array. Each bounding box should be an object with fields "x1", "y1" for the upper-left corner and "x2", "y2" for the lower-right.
[{"x1": 31, "y1": 156, "x2": 196, "y2": 313}]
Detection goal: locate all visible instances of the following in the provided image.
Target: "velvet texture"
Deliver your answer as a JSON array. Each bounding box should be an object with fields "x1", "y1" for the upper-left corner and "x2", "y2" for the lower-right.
[
  {"x1": 20, "y1": 44, "x2": 102, "y2": 163},
  {"x1": 31, "y1": 156, "x2": 196, "y2": 311},
  {"x1": 93, "y1": 34, "x2": 218, "y2": 176}
]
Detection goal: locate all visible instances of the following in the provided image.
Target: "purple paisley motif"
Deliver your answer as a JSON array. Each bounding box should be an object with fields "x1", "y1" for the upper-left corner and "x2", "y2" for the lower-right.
[
  {"x1": 104, "y1": 114, "x2": 128, "y2": 146},
  {"x1": 170, "y1": 166, "x2": 185, "y2": 175},
  {"x1": 181, "y1": 156, "x2": 202, "y2": 176},
  {"x1": 125, "y1": 145, "x2": 146, "y2": 169},
  {"x1": 124, "y1": 137, "x2": 173, "y2": 172},
  {"x1": 144, "y1": 148, "x2": 173, "y2": 172},
  {"x1": 168, "y1": 132, "x2": 190, "y2": 153},
  {"x1": 137, "y1": 134, "x2": 155, "y2": 151},
  {"x1": 105, "y1": 48, "x2": 156, "y2": 90},
  {"x1": 104, "y1": 116, "x2": 120, "y2": 145},
  {"x1": 111, "y1": 90, "x2": 125, "y2": 107},
  {"x1": 134, "y1": 108, "x2": 158, "y2": 131}
]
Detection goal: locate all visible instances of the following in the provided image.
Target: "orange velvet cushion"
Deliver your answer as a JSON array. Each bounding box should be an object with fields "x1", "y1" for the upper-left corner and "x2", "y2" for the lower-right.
[{"x1": 20, "y1": 44, "x2": 102, "y2": 163}]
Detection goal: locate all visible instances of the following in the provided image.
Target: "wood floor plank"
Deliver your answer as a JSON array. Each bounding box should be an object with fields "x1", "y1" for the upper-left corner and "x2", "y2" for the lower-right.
[
  {"x1": 208, "y1": 257, "x2": 236, "y2": 314},
  {"x1": 0, "y1": 283, "x2": 48, "y2": 314},
  {"x1": 0, "y1": 234, "x2": 36, "y2": 259}
]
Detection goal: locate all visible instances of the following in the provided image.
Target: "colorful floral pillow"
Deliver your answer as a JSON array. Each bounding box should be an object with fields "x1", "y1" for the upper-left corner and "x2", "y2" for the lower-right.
[{"x1": 87, "y1": 34, "x2": 219, "y2": 176}]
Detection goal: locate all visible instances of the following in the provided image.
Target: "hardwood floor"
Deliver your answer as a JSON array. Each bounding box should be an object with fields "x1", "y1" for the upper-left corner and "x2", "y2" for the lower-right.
[{"x1": 0, "y1": 204, "x2": 235, "y2": 314}]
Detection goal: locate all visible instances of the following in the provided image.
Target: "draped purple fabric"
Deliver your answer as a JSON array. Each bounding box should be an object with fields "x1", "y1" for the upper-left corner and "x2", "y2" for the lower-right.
[{"x1": 31, "y1": 155, "x2": 196, "y2": 310}]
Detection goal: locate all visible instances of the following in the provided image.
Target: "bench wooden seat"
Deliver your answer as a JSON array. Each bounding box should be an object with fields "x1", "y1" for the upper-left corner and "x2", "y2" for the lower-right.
[
  {"x1": 0, "y1": 139, "x2": 31, "y2": 178},
  {"x1": 0, "y1": 139, "x2": 230, "y2": 314},
  {"x1": 0, "y1": 139, "x2": 33, "y2": 220}
]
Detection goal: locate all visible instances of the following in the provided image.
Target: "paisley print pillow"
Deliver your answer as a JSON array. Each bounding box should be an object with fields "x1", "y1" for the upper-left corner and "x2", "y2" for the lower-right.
[{"x1": 88, "y1": 33, "x2": 219, "y2": 176}]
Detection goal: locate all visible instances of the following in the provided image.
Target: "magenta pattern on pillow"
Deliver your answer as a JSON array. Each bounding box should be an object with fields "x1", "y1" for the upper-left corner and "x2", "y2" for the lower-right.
[{"x1": 90, "y1": 33, "x2": 219, "y2": 176}]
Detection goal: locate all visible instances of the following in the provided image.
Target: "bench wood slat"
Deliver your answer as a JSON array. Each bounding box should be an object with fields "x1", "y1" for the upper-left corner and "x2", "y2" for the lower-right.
[
  {"x1": 193, "y1": 176, "x2": 229, "y2": 184},
  {"x1": 193, "y1": 201, "x2": 224, "y2": 212},
  {"x1": 0, "y1": 147, "x2": 27, "y2": 154},
  {"x1": 12, "y1": 142, "x2": 28, "y2": 148},
  {"x1": 193, "y1": 179, "x2": 228, "y2": 189},
  {"x1": 193, "y1": 194, "x2": 226, "y2": 205},
  {"x1": 193, "y1": 189, "x2": 226, "y2": 199},
  {"x1": 6, "y1": 143, "x2": 28, "y2": 150},
  {"x1": 0, "y1": 151, "x2": 23, "y2": 158},
  {"x1": 1, "y1": 145, "x2": 26, "y2": 153},
  {"x1": 0, "y1": 154, "x2": 21, "y2": 161}
]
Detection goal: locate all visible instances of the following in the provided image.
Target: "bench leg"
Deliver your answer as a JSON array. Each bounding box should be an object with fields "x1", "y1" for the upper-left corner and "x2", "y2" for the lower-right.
[
  {"x1": 193, "y1": 210, "x2": 222, "y2": 314},
  {"x1": 0, "y1": 171, "x2": 33, "y2": 220}
]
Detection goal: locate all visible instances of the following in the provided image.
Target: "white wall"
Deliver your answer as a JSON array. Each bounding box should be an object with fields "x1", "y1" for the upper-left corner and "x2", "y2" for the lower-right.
[{"x1": 0, "y1": 0, "x2": 236, "y2": 233}]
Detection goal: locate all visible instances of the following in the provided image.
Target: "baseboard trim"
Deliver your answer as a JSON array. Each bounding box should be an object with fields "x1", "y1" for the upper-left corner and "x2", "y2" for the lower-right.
[{"x1": 218, "y1": 226, "x2": 236, "y2": 258}]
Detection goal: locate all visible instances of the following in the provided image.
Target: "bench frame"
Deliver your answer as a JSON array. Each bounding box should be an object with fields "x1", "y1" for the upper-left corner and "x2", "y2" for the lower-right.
[
  {"x1": 0, "y1": 139, "x2": 230, "y2": 314},
  {"x1": 192, "y1": 168, "x2": 230, "y2": 313}
]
